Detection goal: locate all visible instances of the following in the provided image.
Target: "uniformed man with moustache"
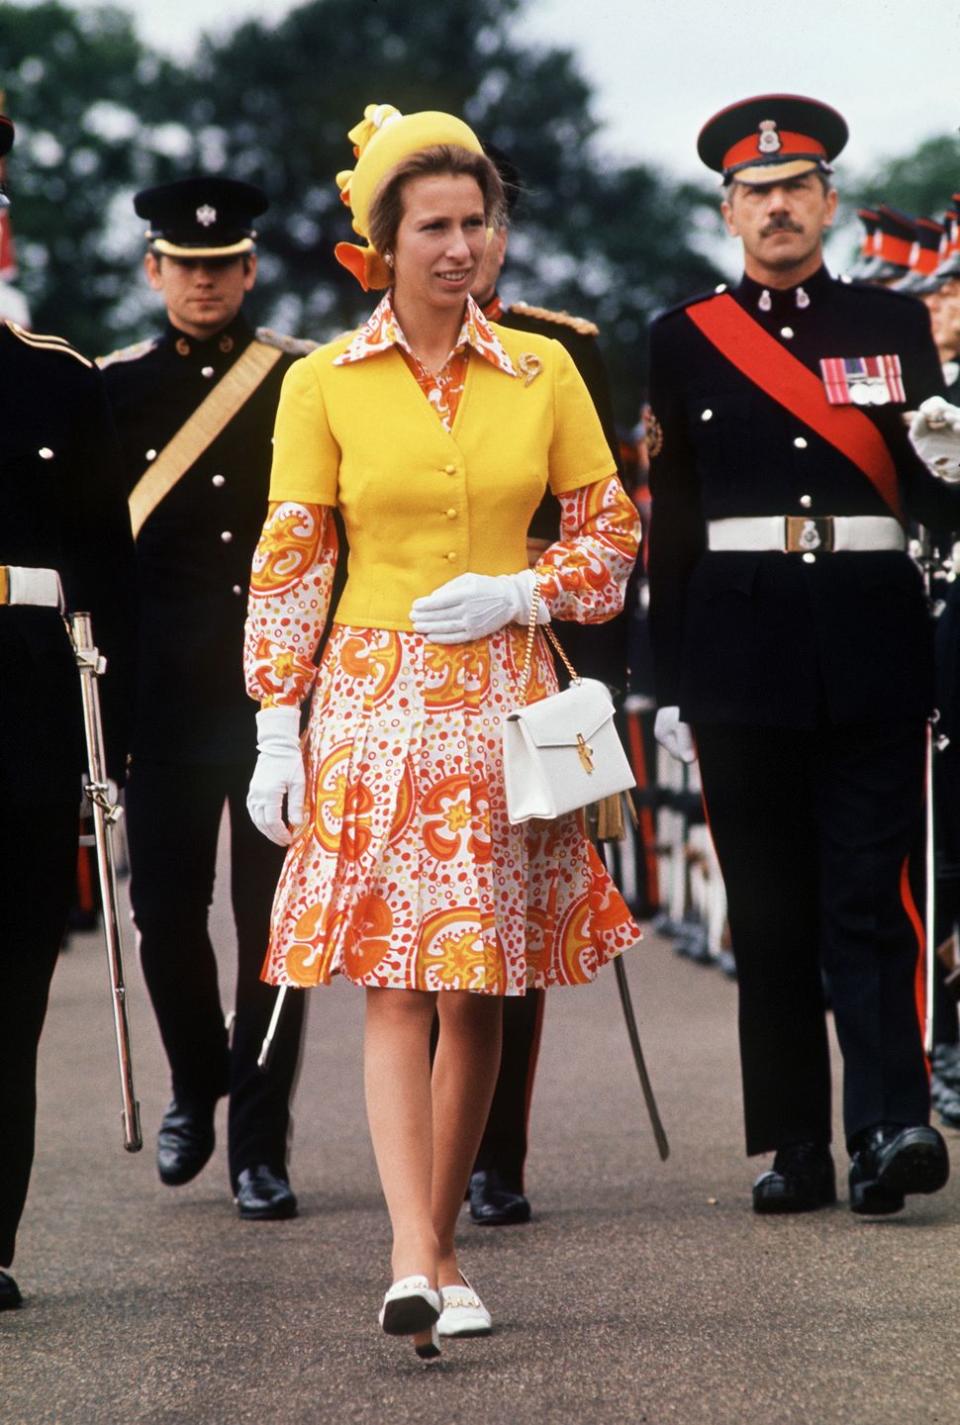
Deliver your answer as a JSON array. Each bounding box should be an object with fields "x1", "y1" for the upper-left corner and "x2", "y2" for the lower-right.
[
  {"x1": 648, "y1": 93, "x2": 960, "y2": 1217},
  {"x1": 0, "y1": 109, "x2": 135, "y2": 1308},
  {"x1": 463, "y1": 151, "x2": 629, "y2": 1227},
  {"x1": 99, "y1": 177, "x2": 313, "y2": 1220}
]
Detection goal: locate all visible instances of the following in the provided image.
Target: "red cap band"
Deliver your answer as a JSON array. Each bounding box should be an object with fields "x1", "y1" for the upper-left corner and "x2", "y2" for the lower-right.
[{"x1": 722, "y1": 129, "x2": 827, "y2": 174}]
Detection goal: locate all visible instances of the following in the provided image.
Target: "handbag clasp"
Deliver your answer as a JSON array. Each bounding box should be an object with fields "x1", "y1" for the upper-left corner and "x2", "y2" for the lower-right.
[{"x1": 576, "y1": 733, "x2": 595, "y2": 774}]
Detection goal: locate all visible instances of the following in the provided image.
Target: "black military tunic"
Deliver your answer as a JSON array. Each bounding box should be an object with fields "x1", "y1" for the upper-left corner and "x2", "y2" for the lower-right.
[
  {"x1": 472, "y1": 298, "x2": 626, "y2": 1195},
  {"x1": 100, "y1": 313, "x2": 308, "y2": 1186},
  {"x1": 648, "y1": 265, "x2": 959, "y2": 1155},
  {"x1": 0, "y1": 322, "x2": 134, "y2": 1268}
]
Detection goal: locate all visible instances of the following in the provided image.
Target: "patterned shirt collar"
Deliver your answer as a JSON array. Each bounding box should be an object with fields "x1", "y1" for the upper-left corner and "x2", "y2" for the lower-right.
[{"x1": 334, "y1": 292, "x2": 517, "y2": 377}]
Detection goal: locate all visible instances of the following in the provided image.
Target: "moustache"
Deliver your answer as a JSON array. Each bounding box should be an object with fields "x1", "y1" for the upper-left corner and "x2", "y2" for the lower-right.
[{"x1": 761, "y1": 216, "x2": 804, "y2": 236}]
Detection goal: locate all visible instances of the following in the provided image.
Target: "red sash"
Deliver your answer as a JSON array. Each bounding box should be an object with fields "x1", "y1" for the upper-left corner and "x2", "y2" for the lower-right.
[{"x1": 686, "y1": 294, "x2": 903, "y2": 522}]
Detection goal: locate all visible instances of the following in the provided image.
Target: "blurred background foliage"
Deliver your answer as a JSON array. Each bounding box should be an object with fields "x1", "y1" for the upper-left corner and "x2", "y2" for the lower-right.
[{"x1": 0, "y1": 0, "x2": 957, "y2": 422}]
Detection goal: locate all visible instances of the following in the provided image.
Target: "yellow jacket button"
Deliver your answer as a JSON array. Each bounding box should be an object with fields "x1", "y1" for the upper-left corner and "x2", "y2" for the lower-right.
[
  {"x1": 446, "y1": 551, "x2": 457, "y2": 562},
  {"x1": 444, "y1": 463, "x2": 457, "y2": 475},
  {"x1": 446, "y1": 508, "x2": 458, "y2": 519}
]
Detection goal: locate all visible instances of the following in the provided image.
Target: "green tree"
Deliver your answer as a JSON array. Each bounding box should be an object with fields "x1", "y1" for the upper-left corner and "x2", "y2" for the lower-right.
[
  {"x1": 143, "y1": 0, "x2": 721, "y2": 417},
  {"x1": 0, "y1": 2, "x2": 167, "y2": 352},
  {"x1": 0, "y1": 0, "x2": 722, "y2": 413},
  {"x1": 844, "y1": 134, "x2": 960, "y2": 265}
]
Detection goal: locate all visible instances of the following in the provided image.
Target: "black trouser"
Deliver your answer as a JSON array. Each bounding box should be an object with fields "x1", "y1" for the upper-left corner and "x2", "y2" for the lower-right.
[
  {"x1": 933, "y1": 742, "x2": 960, "y2": 1047},
  {"x1": 125, "y1": 760, "x2": 304, "y2": 1186},
  {"x1": 472, "y1": 990, "x2": 546, "y2": 1188},
  {"x1": 0, "y1": 793, "x2": 77, "y2": 1266},
  {"x1": 695, "y1": 720, "x2": 930, "y2": 1156}
]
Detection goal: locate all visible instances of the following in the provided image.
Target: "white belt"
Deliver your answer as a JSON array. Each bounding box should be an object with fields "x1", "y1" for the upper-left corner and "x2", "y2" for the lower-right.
[
  {"x1": 0, "y1": 565, "x2": 65, "y2": 608},
  {"x1": 707, "y1": 515, "x2": 906, "y2": 555}
]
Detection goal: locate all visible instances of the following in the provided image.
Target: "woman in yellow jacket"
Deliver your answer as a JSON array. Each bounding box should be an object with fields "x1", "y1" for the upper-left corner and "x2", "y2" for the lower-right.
[{"x1": 243, "y1": 103, "x2": 641, "y2": 1358}]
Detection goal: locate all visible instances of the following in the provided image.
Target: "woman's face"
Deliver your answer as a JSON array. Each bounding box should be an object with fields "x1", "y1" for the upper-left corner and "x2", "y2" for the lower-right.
[{"x1": 391, "y1": 172, "x2": 488, "y2": 312}]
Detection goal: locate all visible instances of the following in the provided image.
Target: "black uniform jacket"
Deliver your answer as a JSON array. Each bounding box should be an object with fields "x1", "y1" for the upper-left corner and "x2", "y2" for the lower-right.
[
  {"x1": 0, "y1": 322, "x2": 135, "y2": 798},
  {"x1": 494, "y1": 300, "x2": 627, "y2": 690},
  {"x1": 647, "y1": 265, "x2": 958, "y2": 727},
  {"x1": 101, "y1": 313, "x2": 302, "y2": 763}
]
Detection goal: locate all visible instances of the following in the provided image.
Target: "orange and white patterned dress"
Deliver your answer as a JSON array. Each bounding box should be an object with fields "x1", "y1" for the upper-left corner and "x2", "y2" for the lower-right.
[{"x1": 244, "y1": 294, "x2": 642, "y2": 995}]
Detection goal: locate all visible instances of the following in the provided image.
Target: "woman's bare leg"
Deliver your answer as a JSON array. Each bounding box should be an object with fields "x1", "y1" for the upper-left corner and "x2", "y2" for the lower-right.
[
  {"x1": 431, "y1": 991, "x2": 503, "y2": 1286},
  {"x1": 364, "y1": 987, "x2": 440, "y2": 1284}
]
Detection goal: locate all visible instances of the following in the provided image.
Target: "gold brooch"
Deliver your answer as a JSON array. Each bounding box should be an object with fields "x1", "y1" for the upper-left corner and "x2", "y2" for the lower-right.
[{"x1": 517, "y1": 353, "x2": 543, "y2": 387}]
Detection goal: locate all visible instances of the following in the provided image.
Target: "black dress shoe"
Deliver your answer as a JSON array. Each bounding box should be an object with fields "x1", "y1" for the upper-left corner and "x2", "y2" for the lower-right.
[
  {"x1": 0, "y1": 1270, "x2": 22, "y2": 1310},
  {"x1": 849, "y1": 1124, "x2": 950, "y2": 1216},
  {"x1": 752, "y1": 1142, "x2": 836, "y2": 1214},
  {"x1": 468, "y1": 1169, "x2": 531, "y2": 1226},
  {"x1": 156, "y1": 1097, "x2": 216, "y2": 1187},
  {"x1": 235, "y1": 1165, "x2": 298, "y2": 1221}
]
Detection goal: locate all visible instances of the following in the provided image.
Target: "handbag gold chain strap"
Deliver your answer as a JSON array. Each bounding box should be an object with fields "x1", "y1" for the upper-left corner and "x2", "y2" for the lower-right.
[{"x1": 518, "y1": 580, "x2": 580, "y2": 702}]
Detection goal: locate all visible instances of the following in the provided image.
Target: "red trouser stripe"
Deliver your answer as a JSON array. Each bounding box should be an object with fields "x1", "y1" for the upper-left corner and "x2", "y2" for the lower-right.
[{"x1": 899, "y1": 854, "x2": 930, "y2": 1073}]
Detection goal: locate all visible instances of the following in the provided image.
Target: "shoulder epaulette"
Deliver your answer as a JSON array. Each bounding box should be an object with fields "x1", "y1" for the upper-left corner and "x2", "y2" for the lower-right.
[
  {"x1": 256, "y1": 326, "x2": 320, "y2": 357},
  {"x1": 652, "y1": 285, "x2": 729, "y2": 325},
  {"x1": 507, "y1": 301, "x2": 599, "y2": 337},
  {"x1": 839, "y1": 276, "x2": 925, "y2": 307},
  {"x1": 95, "y1": 337, "x2": 159, "y2": 369},
  {"x1": 6, "y1": 320, "x2": 93, "y2": 367}
]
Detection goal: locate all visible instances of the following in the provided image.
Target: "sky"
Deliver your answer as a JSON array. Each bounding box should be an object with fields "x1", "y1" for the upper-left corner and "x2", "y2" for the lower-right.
[{"x1": 121, "y1": 0, "x2": 960, "y2": 183}]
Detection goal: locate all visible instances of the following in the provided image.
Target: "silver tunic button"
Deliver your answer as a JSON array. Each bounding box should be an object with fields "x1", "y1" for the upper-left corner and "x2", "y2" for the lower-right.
[
  {"x1": 799, "y1": 494, "x2": 813, "y2": 509},
  {"x1": 780, "y1": 326, "x2": 794, "y2": 339},
  {"x1": 212, "y1": 474, "x2": 225, "y2": 488},
  {"x1": 794, "y1": 436, "x2": 808, "y2": 450},
  {"x1": 38, "y1": 447, "x2": 54, "y2": 460},
  {"x1": 232, "y1": 585, "x2": 243, "y2": 596},
  {"x1": 802, "y1": 552, "x2": 816, "y2": 564},
  {"x1": 220, "y1": 531, "x2": 233, "y2": 544},
  {"x1": 701, "y1": 408, "x2": 713, "y2": 422},
  {"x1": 201, "y1": 365, "x2": 215, "y2": 378},
  {"x1": 145, "y1": 448, "x2": 157, "y2": 461}
]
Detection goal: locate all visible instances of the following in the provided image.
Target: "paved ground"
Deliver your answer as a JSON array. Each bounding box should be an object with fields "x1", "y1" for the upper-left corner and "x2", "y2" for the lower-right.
[{"x1": 4, "y1": 848, "x2": 960, "y2": 1424}]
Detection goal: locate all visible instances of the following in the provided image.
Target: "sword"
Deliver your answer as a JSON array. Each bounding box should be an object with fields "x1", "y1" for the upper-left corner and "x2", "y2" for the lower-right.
[
  {"x1": 258, "y1": 986, "x2": 288, "y2": 1071},
  {"x1": 69, "y1": 611, "x2": 143, "y2": 1152},
  {"x1": 603, "y1": 839, "x2": 669, "y2": 1160},
  {"x1": 912, "y1": 527, "x2": 951, "y2": 1055},
  {"x1": 613, "y1": 956, "x2": 670, "y2": 1162}
]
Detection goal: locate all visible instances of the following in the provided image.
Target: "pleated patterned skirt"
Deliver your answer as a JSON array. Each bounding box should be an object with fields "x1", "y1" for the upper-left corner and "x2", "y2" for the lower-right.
[{"x1": 260, "y1": 622, "x2": 641, "y2": 994}]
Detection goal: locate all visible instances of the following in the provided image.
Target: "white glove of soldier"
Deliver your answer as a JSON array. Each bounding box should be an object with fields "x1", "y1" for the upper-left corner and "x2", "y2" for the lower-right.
[
  {"x1": 654, "y1": 706, "x2": 698, "y2": 764},
  {"x1": 409, "y1": 569, "x2": 549, "y2": 644},
  {"x1": 247, "y1": 706, "x2": 305, "y2": 847},
  {"x1": 908, "y1": 396, "x2": 960, "y2": 482}
]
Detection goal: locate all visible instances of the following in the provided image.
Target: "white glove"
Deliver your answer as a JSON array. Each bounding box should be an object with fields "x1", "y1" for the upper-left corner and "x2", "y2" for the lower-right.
[
  {"x1": 247, "y1": 706, "x2": 305, "y2": 847},
  {"x1": 409, "y1": 569, "x2": 549, "y2": 644},
  {"x1": 654, "y1": 706, "x2": 697, "y2": 764},
  {"x1": 908, "y1": 396, "x2": 960, "y2": 482}
]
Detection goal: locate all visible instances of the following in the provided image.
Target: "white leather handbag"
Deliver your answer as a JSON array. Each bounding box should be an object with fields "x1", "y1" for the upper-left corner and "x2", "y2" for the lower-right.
[{"x1": 502, "y1": 586, "x2": 636, "y2": 825}]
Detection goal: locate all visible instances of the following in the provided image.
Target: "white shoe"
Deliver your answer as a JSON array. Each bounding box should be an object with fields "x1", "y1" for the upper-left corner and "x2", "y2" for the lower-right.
[
  {"x1": 379, "y1": 1275, "x2": 442, "y2": 1337},
  {"x1": 437, "y1": 1275, "x2": 492, "y2": 1337}
]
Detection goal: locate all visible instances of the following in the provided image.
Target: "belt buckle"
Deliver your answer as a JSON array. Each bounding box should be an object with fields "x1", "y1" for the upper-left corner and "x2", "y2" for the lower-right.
[{"x1": 786, "y1": 515, "x2": 834, "y2": 553}]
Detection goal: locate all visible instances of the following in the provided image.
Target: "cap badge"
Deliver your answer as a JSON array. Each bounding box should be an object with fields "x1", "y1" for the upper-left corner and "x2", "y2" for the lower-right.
[
  {"x1": 757, "y1": 120, "x2": 781, "y2": 155},
  {"x1": 196, "y1": 204, "x2": 217, "y2": 227}
]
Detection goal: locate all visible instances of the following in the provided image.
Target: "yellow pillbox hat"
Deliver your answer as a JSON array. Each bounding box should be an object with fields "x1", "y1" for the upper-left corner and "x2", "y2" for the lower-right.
[{"x1": 334, "y1": 103, "x2": 484, "y2": 290}]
